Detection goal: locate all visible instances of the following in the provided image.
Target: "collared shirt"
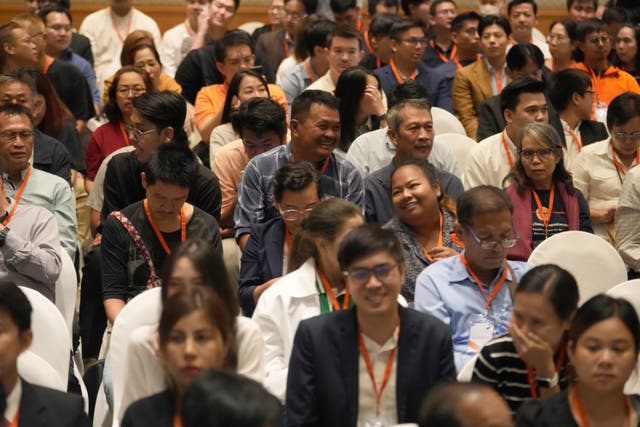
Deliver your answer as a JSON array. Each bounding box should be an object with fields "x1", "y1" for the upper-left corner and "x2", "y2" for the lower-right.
[
  {"x1": 305, "y1": 71, "x2": 336, "y2": 94},
  {"x1": 572, "y1": 137, "x2": 637, "y2": 244},
  {"x1": 59, "y1": 49, "x2": 101, "y2": 105},
  {"x1": 463, "y1": 130, "x2": 517, "y2": 189},
  {"x1": 3, "y1": 167, "x2": 77, "y2": 261},
  {"x1": 358, "y1": 327, "x2": 399, "y2": 426},
  {"x1": 4, "y1": 379, "x2": 21, "y2": 423},
  {"x1": 162, "y1": 20, "x2": 193, "y2": 77},
  {"x1": 234, "y1": 144, "x2": 364, "y2": 237},
  {"x1": 616, "y1": 166, "x2": 640, "y2": 272},
  {"x1": 211, "y1": 139, "x2": 249, "y2": 219},
  {"x1": 414, "y1": 254, "x2": 531, "y2": 371},
  {"x1": 561, "y1": 119, "x2": 583, "y2": 171},
  {"x1": 422, "y1": 39, "x2": 456, "y2": 68},
  {"x1": 486, "y1": 59, "x2": 508, "y2": 96},
  {"x1": 345, "y1": 128, "x2": 461, "y2": 177},
  {"x1": 280, "y1": 58, "x2": 320, "y2": 106},
  {"x1": 0, "y1": 197, "x2": 62, "y2": 301}
]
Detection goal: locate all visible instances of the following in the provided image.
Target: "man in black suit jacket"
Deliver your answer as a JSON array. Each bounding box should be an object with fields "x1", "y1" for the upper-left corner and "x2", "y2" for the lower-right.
[
  {"x1": 286, "y1": 224, "x2": 455, "y2": 427},
  {"x1": 0, "y1": 281, "x2": 88, "y2": 427}
]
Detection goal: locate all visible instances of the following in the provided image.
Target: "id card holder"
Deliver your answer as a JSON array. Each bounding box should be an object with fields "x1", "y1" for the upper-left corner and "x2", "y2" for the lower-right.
[
  {"x1": 468, "y1": 315, "x2": 494, "y2": 352},
  {"x1": 595, "y1": 100, "x2": 608, "y2": 124}
]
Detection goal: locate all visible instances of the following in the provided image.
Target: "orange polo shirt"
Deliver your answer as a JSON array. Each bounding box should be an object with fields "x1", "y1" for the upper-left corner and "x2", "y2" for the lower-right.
[
  {"x1": 573, "y1": 62, "x2": 640, "y2": 109},
  {"x1": 194, "y1": 83, "x2": 288, "y2": 126}
]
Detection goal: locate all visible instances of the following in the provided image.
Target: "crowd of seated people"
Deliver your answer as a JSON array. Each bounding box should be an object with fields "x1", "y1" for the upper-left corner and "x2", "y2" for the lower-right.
[{"x1": 2, "y1": 0, "x2": 640, "y2": 425}]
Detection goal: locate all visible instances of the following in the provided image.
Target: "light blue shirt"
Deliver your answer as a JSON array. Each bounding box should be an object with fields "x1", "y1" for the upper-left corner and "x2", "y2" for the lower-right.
[
  {"x1": 280, "y1": 59, "x2": 318, "y2": 107},
  {"x1": 414, "y1": 254, "x2": 531, "y2": 371}
]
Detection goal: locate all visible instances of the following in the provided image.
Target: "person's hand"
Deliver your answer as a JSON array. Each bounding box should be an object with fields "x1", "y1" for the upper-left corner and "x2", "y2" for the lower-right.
[
  {"x1": 91, "y1": 233, "x2": 102, "y2": 248},
  {"x1": 196, "y1": 8, "x2": 210, "y2": 35},
  {"x1": 362, "y1": 85, "x2": 385, "y2": 116},
  {"x1": 509, "y1": 322, "x2": 555, "y2": 377},
  {"x1": 592, "y1": 206, "x2": 616, "y2": 224},
  {"x1": 427, "y1": 246, "x2": 459, "y2": 261}
]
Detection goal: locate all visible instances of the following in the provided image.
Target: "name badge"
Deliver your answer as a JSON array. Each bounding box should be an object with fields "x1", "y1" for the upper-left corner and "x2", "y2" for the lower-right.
[
  {"x1": 361, "y1": 414, "x2": 392, "y2": 427},
  {"x1": 595, "y1": 101, "x2": 608, "y2": 124},
  {"x1": 468, "y1": 318, "x2": 494, "y2": 352}
]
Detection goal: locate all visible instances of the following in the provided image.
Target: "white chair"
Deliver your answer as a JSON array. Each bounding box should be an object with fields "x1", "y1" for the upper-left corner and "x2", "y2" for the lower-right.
[
  {"x1": 434, "y1": 133, "x2": 478, "y2": 173},
  {"x1": 607, "y1": 280, "x2": 640, "y2": 394},
  {"x1": 527, "y1": 231, "x2": 628, "y2": 305},
  {"x1": 238, "y1": 21, "x2": 265, "y2": 35},
  {"x1": 457, "y1": 354, "x2": 479, "y2": 382},
  {"x1": 19, "y1": 286, "x2": 71, "y2": 387},
  {"x1": 18, "y1": 350, "x2": 66, "y2": 391},
  {"x1": 55, "y1": 249, "x2": 78, "y2": 338},
  {"x1": 432, "y1": 107, "x2": 466, "y2": 136},
  {"x1": 109, "y1": 288, "x2": 162, "y2": 426}
]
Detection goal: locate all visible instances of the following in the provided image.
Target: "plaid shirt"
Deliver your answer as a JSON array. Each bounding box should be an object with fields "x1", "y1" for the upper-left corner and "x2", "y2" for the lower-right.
[{"x1": 234, "y1": 144, "x2": 364, "y2": 237}]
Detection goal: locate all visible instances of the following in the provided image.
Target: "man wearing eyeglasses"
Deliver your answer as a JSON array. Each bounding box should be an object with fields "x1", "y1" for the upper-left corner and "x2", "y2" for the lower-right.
[
  {"x1": 573, "y1": 19, "x2": 640, "y2": 122},
  {"x1": 422, "y1": 0, "x2": 457, "y2": 68},
  {"x1": 415, "y1": 185, "x2": 531, "y2": 372},
  {"x1": 375, "y1": 19, "x2": 431, "y2": 97}
]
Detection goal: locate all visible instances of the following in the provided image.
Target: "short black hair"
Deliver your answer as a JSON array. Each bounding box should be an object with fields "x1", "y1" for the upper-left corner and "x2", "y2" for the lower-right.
[
  {"x1": 37, "y1": 4, "x2": 72, "y2": 24},
  {"x1": 231, "y1": 97, "x2": 287, "y2": 140},
  {"x1": 214, "y1": 30, "x2": 254, "y2": 63},
  {"x1": 302, "y1": 19, "x2": 335, "y2": 57},
  {"x1": 451, "y1": 11, "x2": 481, "y2": 33},
  {"x1": 506, "y1": 43, "x2": 544, "y2": 71},
  {"x1": 420, "y1": 383, "x2": 499, "y2": 427},
  {"x1": 507, "y1": 0, "x2": 538, "y2": 16},
  {"x1": 338, "y1": 223, "x2": 404, "y2": 270},
  {"x1": 368, "y1": 13, "x2": 402, "y2": 38},
  {"x1": 290, "y1": 89, "x2": 339, "y2": 121},
  {"x1": 516, "y1": 264, "x2": 579, "y2": 320},
  {"x1": 607, "y1": 92, "x2": 640, "y2": 130},
  {"x1": 400, "y1": 0, "x2": 429, "y2": 17},
  {"x1": 0, "y1": 103, "x2": 34, "y2": 126},
  {"x1": 429, "y1": 0, "x2": 456, "y2": 16},
  {"x1": 576, "y1": 18, "x2": 609, "y2": 42},
  {"x1": 327, "y1": 23, "x2": 363, "y2": 49},
  {"x1": 221, "y1": 69, "x2": 269, "y2": 124},
  {"x1": 500, "y1": 77, "x2": 546, "y2": 116},
  {"x1": 548, "y1": 18, "x2": 577, "y2": 42},
  {"x1": 330, "y1": 0, "x2": 357, "y2": 14},
  {"x1": 388, "y1": 81, "x2": 432, "y2": 108},
  {"x1": 144, "y1": 143, "x2": 199, "y2": 188},
  {"x1": 182, "y1": 370, "x2": 283, "y2": 427},
  {"x1": 390, "y1": 18, "x2": 426, "y2": 40},
  {"x1": 457, "y1": 186, "x2": 513, "y2": 227},
  {"x1": 285, "y1": 0, "x2": 318, "y2": 15},
  {"x1": 368, "y1": 0, "x2": 399, "y2": 17},
  {"x1": 0, "y1": 69, "x2": 37, "y2": 100},
  {"x1": 272, "y1": 161, "x2": 322, "y2": 203},
  {"x1": 132, "y1": 91, "x2": 188, "y2": 147},
  {"x1": 566, "y1": 0, "x2": 597, "y2": 11},
  {"x1": 602, "y1": 6, "x2": 629, "y2": 24},
  {"x1": 478, "y1": 14, "x2": 512, "y2": 38},
  {"x1": 548, "y1": 68, "x2": 593, "y2": 112},
  {"x1": 0, "y1": 281, "x2": 32, "y2": 333}
]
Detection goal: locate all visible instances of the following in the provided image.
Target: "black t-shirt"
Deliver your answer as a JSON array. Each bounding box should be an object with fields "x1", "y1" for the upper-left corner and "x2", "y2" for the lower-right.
[
  {"x1": 530, "y1": 189, "x2": 569, "y2": 249},
  {"x1": 101, "y1": 200, "x2": 222, "y2": 301},
  {"x1": 47, "y1": 59, "x2": 96, "y2": 120},
  {"x1": 34, "y1": 129, "x2": 72, "y2": 183},
  {"x1": 175, "y1": 45, "x2": 224, "y2": 105}
]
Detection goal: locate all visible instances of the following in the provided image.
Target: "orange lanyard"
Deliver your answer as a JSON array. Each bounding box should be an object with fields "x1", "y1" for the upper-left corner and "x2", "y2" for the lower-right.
[
  {"x1": 42, "y1": 55, "x2": 54, "y2": 74},
  {"x1": 111, "y1": 8, "x2": 133, "y2": 43},
  {"x1": 501, "y1": 131, "x2": 515, "y2": 169},
  {"x1": 495, "y1": 69, "x2": 504, "y2": 93},
  {"x1": 317, "y1": 271, "x2": 350, "y2": 311},
  {"x1": 429, "y1": 40, "x2": 457, "y2": 64},
  {"x1": 586, "y1": 67, "x2": 602, "y2": 105},
  {"x1": 452, "y1": 53, "x2": 481, "y2": 69},
  {"x1": 364, "y1": 31, "x2": 373, "y2": 52},
  {"x1": 531, "y1": 185, "x2": 555, "y2": 238},
  {"x1": 319, "y1": 156, "x2": 330, "y2": 174},
  {"x1": 389, "y1": 59, "x2": 416, "y2": 84},
  {"x1": 143, "y1": 199, "x2": 186, "y2": 255},
  {"x1": 284, "y1": 227, "x2": 292, "y2": 248},
  {"x1": 570, "y1": 388, "x2": 632, "y2": 427},
  {"x1": 358, "y1": 328, "x2": 397, "y2": 415},
  {"x1": 303, "y1": 59, "x2": 316, "y2": 83},
  {"x1": 183, "y1": 21, "x2": 193, "y2": 37},
  {"x1": 173, "y1": 411, "x2": 183, "y2": 427},
  {"x1": 356, "y1": 19, "x2": 363, "y2": 32},
  {"x1": 119, "y1": 122, "x2": 131, "y2": 146},
  {"x1": 421, "y1": 211, "x2": 443, "y2": 263},
  {"x1": 8, "y1": 409, "x2": 18, "y2": 427},
  {"x1": 611, "y1": 141, "x2": 640, "y2": 177},
  {"x1": 3, "y1": 165, "x2": 31, "y2": 226},
  {"x1": 568, "y1": 129, "x2": 583, "y2": 151},
  {"x1": 284, "y1": 40, "x2": 289, "y2": 57},
  {"x1": 526, "y1": 342, "x2": 566, "y2": 398},
  {"x1": 460, "y1": 254, "x2": 508, "y2": 315}
]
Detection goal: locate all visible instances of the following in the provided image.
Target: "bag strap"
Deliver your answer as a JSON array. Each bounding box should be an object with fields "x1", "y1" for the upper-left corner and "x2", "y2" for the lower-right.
[{"x1": 110, "y1": 211, "x2": 162, "y2": 289}]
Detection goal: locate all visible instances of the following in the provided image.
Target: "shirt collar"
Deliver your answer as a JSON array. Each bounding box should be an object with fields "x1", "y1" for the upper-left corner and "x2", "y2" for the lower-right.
[
  {"x1": 361, "y1": 325, "x2": 400, "y2": 353},
  {"x1": 485, "y1": 58, "x2": 507, "y2": 76},
  {"x1": 4, "y1": 378, "x2": 21, "y2": 423},
  {"x1": 448, "y1": 254, "x2": 514, "y2": 287},
  {"x1": 560, "y1": 119, "x2": 581, "y2": 134},
  {"x1": 2, "y1": 167, "x2": 30, "y2": 189},
  {"x1": 288, "y1": 258, "x2": 322, "y2": 298}
]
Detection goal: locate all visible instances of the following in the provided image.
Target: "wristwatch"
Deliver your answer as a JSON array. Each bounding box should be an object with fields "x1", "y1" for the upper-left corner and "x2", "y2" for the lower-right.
[{"x1": 536, "y1": 372, "x2": 559, "y2": 389}]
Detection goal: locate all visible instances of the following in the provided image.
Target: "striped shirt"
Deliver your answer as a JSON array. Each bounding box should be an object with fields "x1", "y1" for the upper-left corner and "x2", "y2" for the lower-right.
[{"x1": 472, "y1": 333, "x2": 570, "y2": 414}]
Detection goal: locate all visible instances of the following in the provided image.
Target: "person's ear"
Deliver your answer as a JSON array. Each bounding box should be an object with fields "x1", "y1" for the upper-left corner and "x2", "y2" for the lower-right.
[
  {"x1": 162, "y1": 126, "x2": 175, "y2": 143},
  {"x1": 141, "y1": 171, "x2": 148, "y2": 190},
  {"x1": 453, "y1": 221, "x2": 465, "y2": 238},
  {"x1": 390, "y1": 38, "x2": 398, "y2": 53},
  {"x1": 19, "y1": 329, "x2": 33, "y2": 354},
  {"x1": 387, "y1": 128, "x2": 399, "y2": 148},
  {"x1": 570, "y1": 91, "x2": 582, "y2": 107},
  {"x1": 433, "y1": 181, "x2": 441, "y2": 198},
  {"x1": 290, "y1": 118, "x2": 301, "y2": 138},
  {"x1": 215, "y1": 60, "x2": 226, "y2": 77},
  {"x1": 504, "y1": 108, "x2": 514, "y2": 125}
]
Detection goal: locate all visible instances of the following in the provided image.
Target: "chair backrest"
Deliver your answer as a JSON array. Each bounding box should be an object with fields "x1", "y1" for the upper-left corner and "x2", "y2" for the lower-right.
[
  {"x1": 18, "y1": 350, "x2": 67, "y2": 391},
  {"x1": 434, "y1": 133, "x2": 478, "y2": 173},
  {"x1": 457, "y1": 353, "x2": 479, "y2": 382},
  {"x1": 238, "y1": 21, "x2": 265, "y2": 35},
  {"x1": 432, "y1": 107, "x2": 466, "y2": 136},
  {"x1": 55, "y1": 249, "x2": 77, "y2": 337},
  {"x1": 109, "y1": 288, "x2": 162, "y2": 425},
  {"x1": 528, "y1": 231, "x2": 628, "y2": 305},
  {"x1": 19, "y1": 286, "x2": 71, "y2": 387},
  {"x1": 606, "y1": 280, "x2": 640, "y2": 394}
]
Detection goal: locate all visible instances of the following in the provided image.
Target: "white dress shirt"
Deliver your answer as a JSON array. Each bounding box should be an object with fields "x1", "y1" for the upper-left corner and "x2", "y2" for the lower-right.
[
  {"x1": 162, "y1": 21, "x2": 193, "y2": 77},
  {"x1": 3, "y1": 379, "x2": 20, "y2": 423},
  {"x1": 463, "y1": 130, "x2": 516, "y2": 189}
]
